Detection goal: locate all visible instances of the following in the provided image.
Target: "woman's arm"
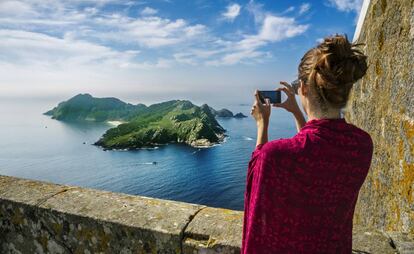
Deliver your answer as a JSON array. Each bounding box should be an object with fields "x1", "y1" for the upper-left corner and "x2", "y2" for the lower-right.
[
  {"x1": 256, "y1": 121, "x2": 269, "y2": 147},
  {"x1": 250, "y1": 90, "x2": 271, "y2": 147}
]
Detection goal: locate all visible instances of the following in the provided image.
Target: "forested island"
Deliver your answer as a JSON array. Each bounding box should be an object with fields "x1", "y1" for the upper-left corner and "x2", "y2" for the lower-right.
[
  {"x1": 45, "y1": 94, "x2": 246, "y2": 150},
  {"x1": 209, "y1": 107, "x2": 247, "y2": 118}
]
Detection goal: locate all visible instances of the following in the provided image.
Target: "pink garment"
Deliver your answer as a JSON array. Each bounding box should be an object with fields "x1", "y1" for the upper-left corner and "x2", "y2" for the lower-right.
[{"x1": 241, "y1": 118, "x2": 373, "y2": 254}]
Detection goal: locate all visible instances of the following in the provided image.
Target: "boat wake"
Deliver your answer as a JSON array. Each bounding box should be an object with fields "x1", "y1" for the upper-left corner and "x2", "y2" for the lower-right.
[
  {"x1": 191, "y1": 149, "x2": 201, "y2": 154},
  {"x1": 140, "y1": 146, "x2": 159, "y2": 150},
  {"x1": 137, "y1": 162, "x2": 157, "y2": 165}
]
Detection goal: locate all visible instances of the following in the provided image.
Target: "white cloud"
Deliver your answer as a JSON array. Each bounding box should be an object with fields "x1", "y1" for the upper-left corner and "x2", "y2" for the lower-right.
[
  {"x1": 328, "y1": 0, "x2": 363, "y2": 12},
  {"x1": 0, "y1": 0, "x2": 309, "y2": 71},
  {"x1": 258, "y1": 15, "x2": 309, "y2": 41},
  {"x1": 222, "y1": 3, "x2": 241, "y2": 22},
  {"x1": 0, "y1": 27, "x2": 174, "y2": 97},
  {"x1": 299, "y1": 3, "x2": 311, "y2": 15},
  {"x1": 246, "y1": 0, "x2": 265, "y2": 23},
  {"x1": 215, "y1": 0, "x2": 308, "y2": 66},
  {"x1": 141, "y1": 7, "x2": 158, "y2": 16},
  {"x1": 0, "y1": 0, "x2": 313, "y2": 99},
  {"x1": 0, "y1": 1, "x2": 207, "y2": 49},
  {"x1": 0, "y1": 1, "x2": 93, "y2": 27},
  {"x1": 283, "y1": 6, "x2": 295, "y2": 14},
  {"x1": 231, "y1": 15, "x2": 307, "y2": 62},
  {"x1": 0, "y1": 29, "x2": 141, "y2": 68},
  {"x1": 0, "y1": 1, "x2": 34, "y2": 16},
  {"x1": 200, "y1": 14, "x2": 308, "y2": 66},
  {"x1": 91, "y1": 15, "x2": 207, "y2": 48},
  {"x1": 206, "y1": 50, "x2": 268, "y2": 66}
]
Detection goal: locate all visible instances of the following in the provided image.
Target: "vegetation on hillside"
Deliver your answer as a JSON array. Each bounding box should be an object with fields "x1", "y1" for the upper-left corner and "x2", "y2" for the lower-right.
[
  {"x1": 44, "y1": 94, "x2": 146, "y2": 122},
  {"x1": 45, "y1": 94, "x2": 227, "y2": 149}
]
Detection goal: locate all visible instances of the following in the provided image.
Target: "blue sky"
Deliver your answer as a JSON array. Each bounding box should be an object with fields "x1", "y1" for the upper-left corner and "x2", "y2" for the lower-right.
[{"x1": 0, "y1": 0, "x2": 363, "y2": 104}]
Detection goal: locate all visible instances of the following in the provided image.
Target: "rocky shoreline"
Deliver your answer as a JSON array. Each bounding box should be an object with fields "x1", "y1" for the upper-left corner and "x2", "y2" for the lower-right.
[{"x1": 98, "y1": 133, "x2": 227, "y2": 151}]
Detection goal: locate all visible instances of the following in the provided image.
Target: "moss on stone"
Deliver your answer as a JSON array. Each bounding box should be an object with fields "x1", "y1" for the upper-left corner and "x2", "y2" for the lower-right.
[{"x1": 347, "y1": 0, "x2": 414, "y2": 236}]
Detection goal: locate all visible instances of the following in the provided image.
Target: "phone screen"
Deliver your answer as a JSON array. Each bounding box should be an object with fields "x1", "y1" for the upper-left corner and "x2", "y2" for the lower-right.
[{"x1": 258, "y1": 90, "x2": 281, "y2": 104}]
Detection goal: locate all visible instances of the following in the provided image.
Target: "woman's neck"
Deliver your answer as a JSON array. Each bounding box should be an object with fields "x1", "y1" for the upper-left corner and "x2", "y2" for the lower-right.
[{"x1": 307, "y1": 106, "x2": 341, "y2": 121}]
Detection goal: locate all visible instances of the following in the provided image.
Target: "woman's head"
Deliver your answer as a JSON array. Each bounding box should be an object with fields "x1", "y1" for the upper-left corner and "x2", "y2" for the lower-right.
[{"x1": 297, "y1": 34, "x2": 368, "y2": 116}]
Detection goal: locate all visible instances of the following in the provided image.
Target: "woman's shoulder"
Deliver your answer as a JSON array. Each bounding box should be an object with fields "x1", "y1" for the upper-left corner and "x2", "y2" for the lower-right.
[
  {"x1": 356, "y1": 130, "x2": 374, "y2": 159},
  {"x1": 304, "y1": 118, "x2": 373, "y2": 150},
  {"x1": 344, "y1": 122, "x2": 374, "y2": 149}
]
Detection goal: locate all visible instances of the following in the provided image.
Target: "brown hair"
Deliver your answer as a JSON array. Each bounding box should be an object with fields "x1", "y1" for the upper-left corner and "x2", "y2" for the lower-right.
[{"x1": 298, "y1": 34, "x2": 368, "y2": 110}]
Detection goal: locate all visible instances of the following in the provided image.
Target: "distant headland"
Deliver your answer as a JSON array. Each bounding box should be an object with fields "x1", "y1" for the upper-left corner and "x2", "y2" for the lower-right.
[{"x1": 44, "y1": 94, "x2": 247, "y2": 150}]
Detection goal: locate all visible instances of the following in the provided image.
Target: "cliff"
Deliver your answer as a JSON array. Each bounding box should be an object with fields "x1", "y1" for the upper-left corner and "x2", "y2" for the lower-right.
[{"x1": 345, "y1": 0, "x2": 414, "y2": 239}]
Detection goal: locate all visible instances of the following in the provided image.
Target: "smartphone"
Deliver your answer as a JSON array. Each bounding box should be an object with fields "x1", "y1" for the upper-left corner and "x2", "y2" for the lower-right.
[{"x1": 258, "y1": 90, "x2": 281, "y2": 104}]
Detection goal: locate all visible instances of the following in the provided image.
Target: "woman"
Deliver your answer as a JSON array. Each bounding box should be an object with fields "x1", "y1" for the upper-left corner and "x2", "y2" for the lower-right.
[{"x1": 242, "y1": 34, "x2": 373, "y2": 253}]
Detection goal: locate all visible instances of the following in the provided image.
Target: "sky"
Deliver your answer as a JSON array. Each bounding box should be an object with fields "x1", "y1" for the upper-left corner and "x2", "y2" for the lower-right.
[{"x1": 0, "y1": 0, "x2": 364, "y2": 105}]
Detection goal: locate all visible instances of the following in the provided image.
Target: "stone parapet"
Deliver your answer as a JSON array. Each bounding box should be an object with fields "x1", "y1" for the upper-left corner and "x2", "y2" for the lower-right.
[{"x1": 1, "y1": 175, "x2": 412, "y2": 253}]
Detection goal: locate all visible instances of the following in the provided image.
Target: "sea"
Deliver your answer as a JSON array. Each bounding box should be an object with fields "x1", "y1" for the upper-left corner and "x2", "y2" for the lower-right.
[{"x1": 0, "y1": 98, "x2": 297, "y2": 211}]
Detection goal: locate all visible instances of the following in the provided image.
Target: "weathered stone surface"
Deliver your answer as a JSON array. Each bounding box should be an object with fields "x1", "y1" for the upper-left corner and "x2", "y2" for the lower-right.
[
  {"x1": 40, "y1": 187, "x2": 204, "y2": 237},
  {"x1": 0, "y1": 174, "x2": 69, "y2": 205},
  {"x1": 37, "y1": 187, "x2": 205, "y2": 253},
  {"x1": 352, "y1": 226, "x2": 397, "y2": 254},
  {"x1": 182, "y1": 207, "x2": 243, "y2": 254},
  {"x1": 1, "y1": 175, "x2": 410, "y2": 253},
  {"x1": 345, "y1": 0, "x2": 414, "y2": 237},
  {"x1": 387, "y1": 232, "x2": 414, "y2": 254},
  {"x1": 0, "y1": 175, "x2": 205, "y2": 253}
]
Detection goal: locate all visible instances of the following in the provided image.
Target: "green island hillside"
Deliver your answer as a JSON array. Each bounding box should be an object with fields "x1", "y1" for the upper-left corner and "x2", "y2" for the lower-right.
[
  {"x1": 44, "y1": 93, "x2": 147, "y2": 122},
  {"x1": 45, "y1": 94, "x2": 231, "y2": 149}
]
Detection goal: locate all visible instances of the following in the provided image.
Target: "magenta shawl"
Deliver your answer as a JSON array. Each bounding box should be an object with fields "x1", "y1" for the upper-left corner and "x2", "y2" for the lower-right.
[{"x1": 241, "y1": 118, "x2": 373, "y2": 253}]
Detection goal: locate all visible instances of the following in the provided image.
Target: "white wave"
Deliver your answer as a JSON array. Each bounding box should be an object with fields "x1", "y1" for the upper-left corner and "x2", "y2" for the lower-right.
[
  {"x1": 112, "y1": 148, "x2": 129, "y2": 151},
  {"x1": 140, "y1": 146, "x2": 159, "y2": 150},
  {"x1": 191, "y1": 149, "x2": 201, "y2": 154},
  {"x1": 137, "y1": 162, "x2": 157, "y2": 165}
]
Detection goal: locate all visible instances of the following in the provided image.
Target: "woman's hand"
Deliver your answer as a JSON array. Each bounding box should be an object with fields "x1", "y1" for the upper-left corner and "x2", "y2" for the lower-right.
[
  {"x1": 273, "y1": 81, "x2": 306, "y2": 132},
  {"x1": 273, "y1": 81, "x2": 301, "y2": 114},
  {"x1": 250, "y1": 90, "x2": 271, "y2": 127}
]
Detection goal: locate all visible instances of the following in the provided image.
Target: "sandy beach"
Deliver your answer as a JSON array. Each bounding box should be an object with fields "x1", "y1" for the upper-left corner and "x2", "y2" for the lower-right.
[{"x1": 106, "y1": 120, "x2": 126, "y2": 126}]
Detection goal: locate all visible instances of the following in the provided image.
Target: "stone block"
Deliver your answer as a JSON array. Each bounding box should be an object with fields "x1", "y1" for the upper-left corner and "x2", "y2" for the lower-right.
[
  {"x1": 352, "y1": 227, "x2": 397, "y2": 254},
  {"x1": 182, "y1": 207, "x2": 243, "y2": 253}
]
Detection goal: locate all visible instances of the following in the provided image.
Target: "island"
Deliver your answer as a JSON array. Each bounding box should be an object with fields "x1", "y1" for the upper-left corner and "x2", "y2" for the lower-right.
[
  {"x1": 44, "y1": 93, "x2": 146, "y2": 122},
  {"x1": 208, "y1": 107, "x2": 248, "y2": 118},
  {"x1": 234, "y1": 112, "x2": 248, "y2": 118},
  {"x1": 213, "y1": 108, "x2": 234, "y2": 117},
  {"x1": 45, "y1": 94, "x2": 226, "y2": 149}
]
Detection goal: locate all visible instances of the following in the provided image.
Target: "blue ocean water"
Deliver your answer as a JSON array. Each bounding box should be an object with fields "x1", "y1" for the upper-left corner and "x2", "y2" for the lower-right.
[{"x1": 0, "y1": 98, "x2": 297, "y2": 211}]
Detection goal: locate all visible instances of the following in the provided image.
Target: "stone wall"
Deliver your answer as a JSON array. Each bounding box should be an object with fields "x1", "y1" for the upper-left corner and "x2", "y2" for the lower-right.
[
  {"x1": 0, "y1": 175, "x2": 242, "y2": 254},
  {"x1": 345, "y1": 0, "x2": 414, "y2": 237},
  {"x1": 1, "y1": 175, "x2": 412, "y2": 253}
]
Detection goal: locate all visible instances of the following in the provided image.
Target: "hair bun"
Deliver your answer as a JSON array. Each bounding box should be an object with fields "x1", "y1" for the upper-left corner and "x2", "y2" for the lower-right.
[
  {"x1": 314, "y1": 34, "x2": 367, "y2": 89},
  {"x1": 298, "y1": 33, "x2": 368, "y2": 109}
]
